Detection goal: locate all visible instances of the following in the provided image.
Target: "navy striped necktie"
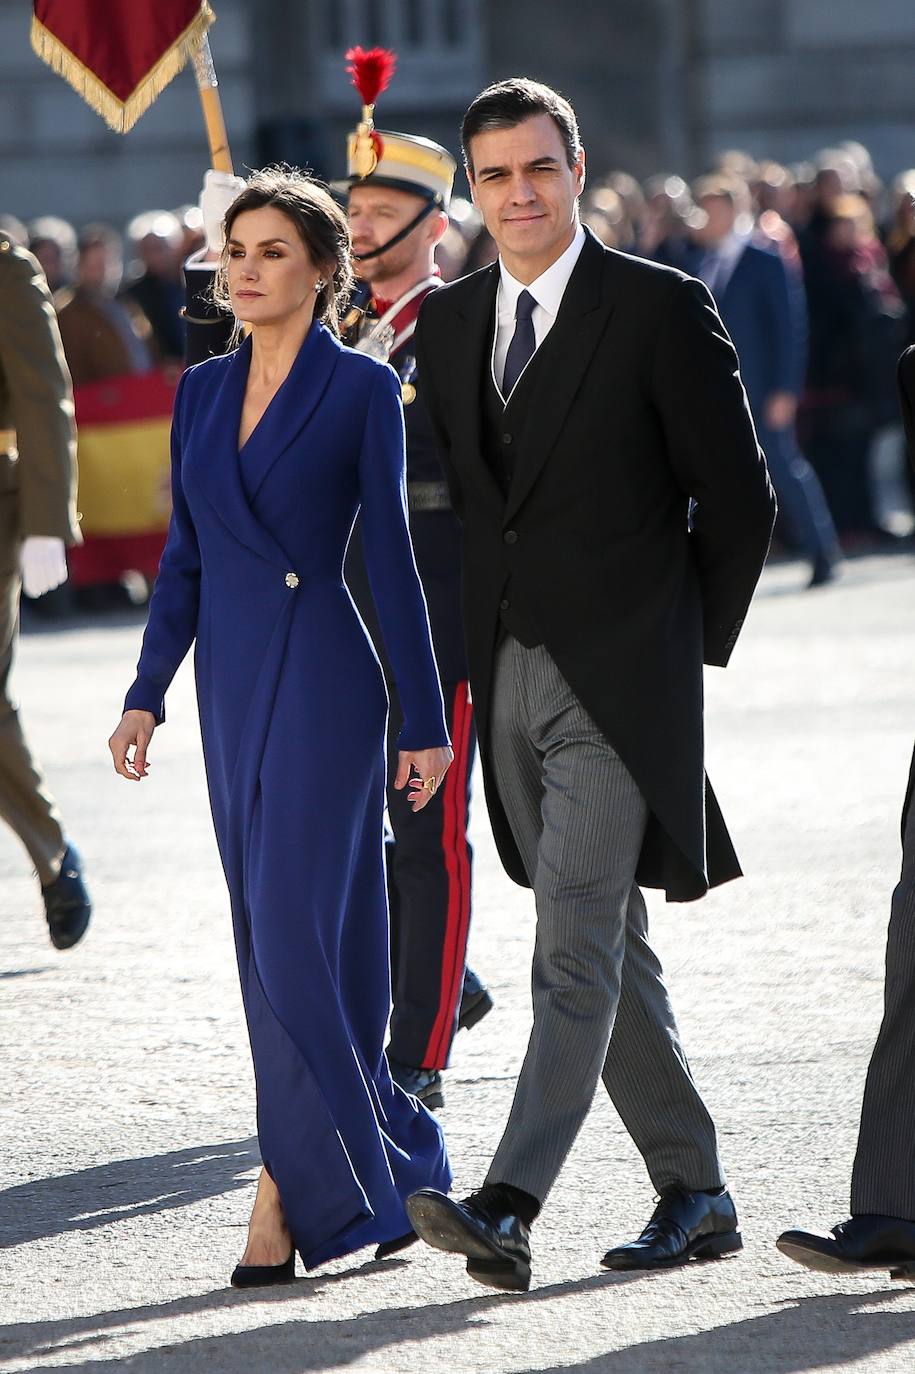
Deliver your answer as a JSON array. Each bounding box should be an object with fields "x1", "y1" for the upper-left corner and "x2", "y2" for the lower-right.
[{"x1": 502, "y1": 289, "x2": 537, "y2": 398}]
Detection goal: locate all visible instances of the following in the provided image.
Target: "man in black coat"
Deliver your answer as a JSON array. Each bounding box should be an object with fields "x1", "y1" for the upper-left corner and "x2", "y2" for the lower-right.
[
  {"x1": 777, "y1": 345, "x2": 915, "y2": 1281},
  {"x1": 404, "y1": 79, "x2": 776, "y2": 1290}
]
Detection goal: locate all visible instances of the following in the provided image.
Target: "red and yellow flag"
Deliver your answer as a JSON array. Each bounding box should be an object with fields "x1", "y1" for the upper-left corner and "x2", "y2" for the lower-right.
[
  {"x1": 31, "y1": 1, "x2": 214, "y2": 133},
  {"x1": 67, "y1": 370, "x2": 178, "y2": 589}
]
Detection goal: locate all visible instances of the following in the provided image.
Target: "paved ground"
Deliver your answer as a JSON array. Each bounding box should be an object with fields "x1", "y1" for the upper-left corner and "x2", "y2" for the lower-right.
[{"x1": 2, "y1": 552, "x2": 915, "y2": 1372}]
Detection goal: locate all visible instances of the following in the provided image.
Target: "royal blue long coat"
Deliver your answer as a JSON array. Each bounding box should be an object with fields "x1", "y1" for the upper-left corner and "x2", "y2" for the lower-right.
[{"x1": 124, "y1": 321, "x2": 453, "y2": 1267}]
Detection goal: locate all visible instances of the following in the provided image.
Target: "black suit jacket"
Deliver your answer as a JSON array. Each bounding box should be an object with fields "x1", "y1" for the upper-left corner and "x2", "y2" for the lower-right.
[{"x1": 415, "y1": 229, "x2": 777, "y2": 901}]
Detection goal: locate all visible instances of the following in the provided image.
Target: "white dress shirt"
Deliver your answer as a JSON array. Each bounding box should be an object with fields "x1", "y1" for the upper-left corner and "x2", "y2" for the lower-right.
[{"x1": 493, "y1": 223, "x2": 587, "y2": 399}]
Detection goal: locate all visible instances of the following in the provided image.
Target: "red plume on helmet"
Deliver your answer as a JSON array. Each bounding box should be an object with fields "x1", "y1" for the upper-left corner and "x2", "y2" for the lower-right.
[
  {"x1": 345, "y1": 46, "x2": 397, "y2": 175},
  {"x1": 345, "y1": 46, "x2": 396, "y2": 106}
]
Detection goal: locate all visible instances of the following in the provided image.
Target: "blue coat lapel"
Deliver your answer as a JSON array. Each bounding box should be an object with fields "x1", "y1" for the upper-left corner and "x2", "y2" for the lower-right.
[
  {"x1": 189, "y1": 323, "x2": 341, "y2": 568},
  {"x1": 239, "y1": 321, "x2": 342, "y2": 503}
]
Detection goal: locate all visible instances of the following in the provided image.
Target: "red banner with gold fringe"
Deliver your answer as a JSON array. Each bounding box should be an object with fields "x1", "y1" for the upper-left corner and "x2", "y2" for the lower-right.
[{"x1": 31, "y1": 1, "x2": 214, "y2": 133}]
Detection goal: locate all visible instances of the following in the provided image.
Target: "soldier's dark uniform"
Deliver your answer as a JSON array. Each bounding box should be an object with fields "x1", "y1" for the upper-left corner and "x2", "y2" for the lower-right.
[{"x1": 343, "y1": 275, "x2": 480, "y2": 1090}]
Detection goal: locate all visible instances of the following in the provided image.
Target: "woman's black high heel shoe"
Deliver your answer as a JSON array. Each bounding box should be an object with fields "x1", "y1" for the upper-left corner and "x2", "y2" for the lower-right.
[
  {"x1": 375, "y1": 1230, "x2": 419, "y2": 1260},
  {"x1": 230, "y1": 1250, "x2": 296, "y2": 1288}
]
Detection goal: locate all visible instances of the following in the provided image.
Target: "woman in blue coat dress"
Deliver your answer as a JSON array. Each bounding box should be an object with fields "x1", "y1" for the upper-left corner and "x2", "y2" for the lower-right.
[{"x1": 108, "y1": 169, "x2": 454, "y2": 1283}]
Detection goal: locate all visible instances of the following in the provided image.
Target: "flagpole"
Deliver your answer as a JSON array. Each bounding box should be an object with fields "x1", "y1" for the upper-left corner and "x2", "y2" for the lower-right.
[{"x1": 191, "y1": 35, "x2": 233, "y2": 173}]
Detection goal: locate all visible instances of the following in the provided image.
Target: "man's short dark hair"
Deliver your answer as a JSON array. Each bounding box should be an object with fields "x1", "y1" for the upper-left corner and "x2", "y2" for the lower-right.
[{"x1": 461, "y1": 78, "x2": 581, "y2": 176}]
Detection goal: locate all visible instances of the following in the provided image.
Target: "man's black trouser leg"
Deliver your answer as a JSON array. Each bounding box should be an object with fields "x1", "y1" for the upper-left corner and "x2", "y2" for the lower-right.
[{"x1": 851, "y1": 751, "x2": 915, "y2": 1220}]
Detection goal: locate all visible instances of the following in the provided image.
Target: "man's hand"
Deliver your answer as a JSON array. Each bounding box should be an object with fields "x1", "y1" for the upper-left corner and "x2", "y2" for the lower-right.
[
  {"x1": 109, "y1": 710, "x2": 157, "y2": 781},
  {"x1": 20, "y1": 536, "x2": 67, "y2": 598},
  {"x1": 200, "y1": 169, "x2": 247, "y2": 258},
  {"x1": 395, "y1": 746, "x2": 454, "y2": 812},
  {"x1": 763, "y1": 391, "x2": 798, "y2": 432}
]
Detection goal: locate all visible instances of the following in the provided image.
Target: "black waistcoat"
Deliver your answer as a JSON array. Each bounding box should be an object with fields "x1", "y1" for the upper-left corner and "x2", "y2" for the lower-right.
[{"x1": 480, "y1": 333, "x2": 546, "y2": 647}]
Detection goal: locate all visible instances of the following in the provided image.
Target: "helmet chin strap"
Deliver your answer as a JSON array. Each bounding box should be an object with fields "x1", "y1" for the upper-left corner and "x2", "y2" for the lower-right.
[{"x1": 352, "y1": 197, "x2": 439, "y2": 262}]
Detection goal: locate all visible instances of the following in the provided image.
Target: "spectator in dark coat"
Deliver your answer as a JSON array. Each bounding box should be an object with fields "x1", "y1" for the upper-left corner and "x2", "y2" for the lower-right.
[
  {"x1": 690, "y1": 177, "x2": 839, "y2": 586},
  {"x1": 122, "y1": 211, "x2": 185, "y2": 364},
  {"x1": 800, "y1": 194, "x2": 906, "y2": 543}
]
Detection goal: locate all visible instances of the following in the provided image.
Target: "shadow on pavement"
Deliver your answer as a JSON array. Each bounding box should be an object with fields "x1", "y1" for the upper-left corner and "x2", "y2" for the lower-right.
[
  {"x1": 525, "y1": 1287, "x2": 915, "y2": 1373},
  {"x1": 1, "y1": 1274, "x2": 911, "y2": 1373},
  {"x1": 0, "y1": 1269, "x2": 637, "y2": 1371},
  {"x1": 0, "y1": 1138, "x2": 259, "y2": 1250}
]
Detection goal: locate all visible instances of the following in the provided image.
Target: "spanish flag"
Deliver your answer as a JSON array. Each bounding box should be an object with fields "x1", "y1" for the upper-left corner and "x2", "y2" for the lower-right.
[
  {"x1": 67, "y1": 371, "x2": 177, "y2": 589},
  {"x1": 31, "y1": 1, "x2": 214, "y2": 133}
]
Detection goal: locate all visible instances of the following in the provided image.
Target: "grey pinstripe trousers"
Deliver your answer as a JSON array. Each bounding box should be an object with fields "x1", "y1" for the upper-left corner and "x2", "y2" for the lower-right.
[
  {"x1": 484, "y1": 637, "x2": 724, "y2": 1203},
  {"x1": 851, "y1": 786, "x2": 915, "y2": 1219}
]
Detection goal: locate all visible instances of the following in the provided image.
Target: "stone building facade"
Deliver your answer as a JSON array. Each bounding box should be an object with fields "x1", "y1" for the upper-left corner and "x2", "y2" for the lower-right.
[{"x1": 2, "y1": 0, "x2": 914, "y2": 228}]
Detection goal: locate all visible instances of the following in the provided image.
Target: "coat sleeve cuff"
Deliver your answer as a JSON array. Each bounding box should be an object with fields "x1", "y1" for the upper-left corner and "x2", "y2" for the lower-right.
[
  {"x1": 397, "y1": 717, "x2": 451, "y2": 752},
  {"x1": 123, "y1": 676, "x2": 166, "y2": 724}
]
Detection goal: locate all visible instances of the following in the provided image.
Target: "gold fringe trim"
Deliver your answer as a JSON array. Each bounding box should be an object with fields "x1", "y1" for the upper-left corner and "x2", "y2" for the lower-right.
[{"x1": 30, "y1": 3, "x2": 215, "y2": 134}]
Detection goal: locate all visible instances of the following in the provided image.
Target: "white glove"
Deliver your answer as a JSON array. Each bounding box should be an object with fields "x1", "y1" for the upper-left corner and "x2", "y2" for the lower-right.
[
  {"x1": 20, "y1": 536, "x2": 68, "y2": 599},
  {"x1": 200, "y1": 169, "x2": 247, "y2": 254}
]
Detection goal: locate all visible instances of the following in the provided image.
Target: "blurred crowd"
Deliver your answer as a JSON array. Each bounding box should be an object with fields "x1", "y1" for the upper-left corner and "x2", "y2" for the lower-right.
[
  {"x1": 3, "y1": 137, "x2": 915, "y2": 574},
  {"x1": 0, "y1": 204, "x2": 202, "y2": 383}
]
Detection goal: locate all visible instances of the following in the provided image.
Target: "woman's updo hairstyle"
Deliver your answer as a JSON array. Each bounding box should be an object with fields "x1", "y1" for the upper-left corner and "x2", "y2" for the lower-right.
[{"x1": 214, "y1": 165, "x2": 354, "y2": 335}]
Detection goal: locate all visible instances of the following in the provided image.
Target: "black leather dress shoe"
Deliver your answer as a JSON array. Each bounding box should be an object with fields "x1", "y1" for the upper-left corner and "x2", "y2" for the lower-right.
[
  {"x1": 601, "y1": 1187, "x2": 742, "y2": 1270},
  {"x1": 42, "y1": 844, "x2": 91, "y2": 950},
  {"x1": 407, "y1": 1186, "x2": 531, "y2": 1291},
  {"x1": 389, "y1": 1058, "x2": 444, "y2": 1110},
  {"x1": 458, "y1": 967, "x2": 494, "y2": 1032},
  {"x1": 230, "y1": 1250, "x2": 296, "y2": 1288},
  {"x1": 777, "y1": 1215, "x2": 915, "y2": 1278}
]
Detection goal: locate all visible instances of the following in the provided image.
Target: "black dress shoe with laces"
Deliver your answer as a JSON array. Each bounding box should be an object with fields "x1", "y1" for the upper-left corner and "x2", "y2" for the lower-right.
[
  {"x1": 458, "y1": 967, "x2": 494, "y2": 1032},
  {"x1": 42, "y1": 844, "x2": 91, "y2": 950},
  {"x1": 388, "y1": 1057, "x2": 444, "y2": 1110},
  {"x1": 230, "y1": 1250, "x2": 296, "y2": 1288},
  {"x1": 407, "y1": 1185, "x2": 531, "y2": 1291},
  {"x1": 777, "y1": 1215, "x2": 915, "y2": 1279},
  {"x1": 601, "y1": 1186, "x2": 742, "y2": 1270}
]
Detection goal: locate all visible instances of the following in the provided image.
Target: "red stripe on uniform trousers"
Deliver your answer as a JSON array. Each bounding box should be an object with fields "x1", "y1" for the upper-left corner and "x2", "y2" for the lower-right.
[{"x1": 424, "y1": 682, "x2": 474, "y2": 1066}]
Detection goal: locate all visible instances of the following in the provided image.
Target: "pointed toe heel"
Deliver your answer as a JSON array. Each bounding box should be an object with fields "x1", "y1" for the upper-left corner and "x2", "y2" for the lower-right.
[
  {"x1": 230, "y1": 1250, "x2": 296, "y2": 1288},
  {"x1": 375, "y1": 1230, "x2": 419, "y2": 1261}
]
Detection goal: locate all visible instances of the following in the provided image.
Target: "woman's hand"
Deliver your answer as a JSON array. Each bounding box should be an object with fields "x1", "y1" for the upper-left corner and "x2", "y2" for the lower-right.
[
  {"x1": 395, "y1": 746, "x2": 454, "y2": 812},
  {"x1": 109, "y1": 710, "x2": 157, "y2": 781}
]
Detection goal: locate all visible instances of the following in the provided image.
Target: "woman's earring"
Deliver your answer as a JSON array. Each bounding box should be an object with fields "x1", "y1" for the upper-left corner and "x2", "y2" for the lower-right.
[{"x1": 314, "y1": 279, "x2": 324, "y2": 292}]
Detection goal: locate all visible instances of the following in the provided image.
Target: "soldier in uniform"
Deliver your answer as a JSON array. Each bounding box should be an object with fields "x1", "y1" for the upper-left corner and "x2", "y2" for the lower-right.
[
  {"x1": 0, "y1": 233, "x2": 91, "y2": 948},
  {"x1": 334, "y1": 99, "x2": 491, "y2": 1110},
  {"x1": 179, "y1": 75, "x2": 491, "y2": 1112}
]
